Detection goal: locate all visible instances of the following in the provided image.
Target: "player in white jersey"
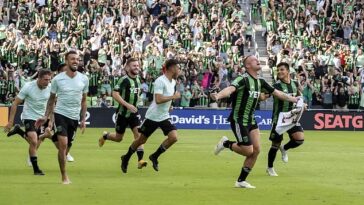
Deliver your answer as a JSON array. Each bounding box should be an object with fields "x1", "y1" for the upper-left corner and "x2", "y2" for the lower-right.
[
  {"x1": 7, "y1": 63, "x2": 75, "y2": 162},
  {"x1": 4, "y1": 69, "x2": 52, "y2": 175},
  {"x1": 120, "y1": 59, "x2": 181, "y2": 173},
  {"x1": 36, "y1": 51, "x2": 89, "y2": 184}
]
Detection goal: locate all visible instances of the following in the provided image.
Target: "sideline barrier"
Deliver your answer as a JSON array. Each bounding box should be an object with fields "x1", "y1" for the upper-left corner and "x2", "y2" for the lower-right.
[
  {"x1": 7, "y1": 106, "x2": 364, "y2": 131},
  {"x1": 0, "y1": 107, "x2": 8, "y2": 126}
]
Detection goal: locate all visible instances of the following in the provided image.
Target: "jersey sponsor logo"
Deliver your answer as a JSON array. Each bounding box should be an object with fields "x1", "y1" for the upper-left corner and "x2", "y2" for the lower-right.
[
  {"x1": 249, "y1": 91, "x2": 260, "y2": 98},
  {"x1": 130, "y1": 87, "x2": 140, "y2": 94}
]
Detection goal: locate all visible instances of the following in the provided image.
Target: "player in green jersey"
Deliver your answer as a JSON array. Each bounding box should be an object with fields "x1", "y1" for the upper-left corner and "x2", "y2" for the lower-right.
[
  {"x1": 98, "y1": 58, "x2": 147, "y2": 169},
  {"x1": 211, "y1": 56, "x2": 298, "y2": 188},
  {"x1": 266, "y1": 62, "x2": 305, "y2": 177}
]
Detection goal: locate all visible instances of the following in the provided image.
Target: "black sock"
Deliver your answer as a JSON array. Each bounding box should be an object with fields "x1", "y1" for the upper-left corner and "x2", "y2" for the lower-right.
[
  {"x1": 136, "y1": 149, "x2": 144, "y2": 161},
  {"x1": 223, "y1": 140, "x2": 235, "y2": 150},
  {"x1": 238, "y1": 167, "x2": 251, "y2": 182},
  {"x1": 283, "y1": 140, "x2": 304, "y2": 151},
  {"x1": 152, "y1": 144, "x2": 166, "y2": 159},
  {"x1": 268, "y1": 146, "x2": 279, "y2": 168},
  {"x1": 103, "y1": 133, "x2": 108, "y2": 140},
  {"x1": 124, "y1": 146, "x2": 136, "y2": 159},
  {"x1": 30, "y1": 156, "x2": 40, "y2": 172}
]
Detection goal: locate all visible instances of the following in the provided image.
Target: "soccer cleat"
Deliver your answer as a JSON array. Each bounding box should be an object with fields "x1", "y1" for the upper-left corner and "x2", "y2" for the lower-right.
[
  {"x1": 121, "y1": 155, "x2": 129, "y2": 173},
  {"x1": 214, "y1": 136, "x2": 228, "y2": 155},
  {"x1": 138, "y1": 160, "x2": 148, "y2": 169},
  {"x1": 235, "y1": 181, "x2": 256, "y2": 189},
  {"x1": 67, "y1": 153, "x2": 74, "y2": 162},
  {"x1": 7, "y1": 124, "x2": 22, "y2": 137},
  {"x1": 149, "y1": 155, "x2": 159, "y2": 171},
  {"x1": 26, "y1": 157, "x2": 32, "y2": 167},
  {"x1": 279, "y1": 145, "x2": 288, "y2": 163},
  {"x1": 98, "y1": 131, "x2": 108, "y2": 147},
  {"x1": 34, "y1": 169, "x2": 45, "y2": 176},
  {"x1": 266, "y1": 167, "x2": 278, "y2": 176}
]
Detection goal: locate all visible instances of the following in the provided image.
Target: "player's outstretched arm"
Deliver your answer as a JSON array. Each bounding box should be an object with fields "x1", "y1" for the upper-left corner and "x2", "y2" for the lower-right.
[
  {"x1": 210, "y1": 86, "x2": 236, "y2": 101},
  {"x1": 272, "y1": 89, "x2": 298, "y2": 103}
]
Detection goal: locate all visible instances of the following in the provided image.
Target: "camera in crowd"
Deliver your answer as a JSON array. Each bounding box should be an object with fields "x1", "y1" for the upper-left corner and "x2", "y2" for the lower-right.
[{"x1": 333, "y1": 69, "x2": 350, "y2": 87}]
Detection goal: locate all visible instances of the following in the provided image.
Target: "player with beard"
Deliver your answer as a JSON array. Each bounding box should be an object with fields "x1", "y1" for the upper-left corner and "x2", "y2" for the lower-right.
[
  {"x1": 98, "y1": 58, "x2": 147, "y2": 169},
  {"x1": 36, "y1": 51, "x2": 89, "y2": 184},
  {"x1": 120, "y1": 59, "x2": 181, "y2": 173}
]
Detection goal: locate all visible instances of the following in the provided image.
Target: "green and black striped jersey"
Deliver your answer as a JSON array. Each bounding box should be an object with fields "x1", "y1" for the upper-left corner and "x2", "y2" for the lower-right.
[
  {"x1": 272, "y1": 80, "x2": 300, "y2": 124},
  {"x1": 348, "y1": 92, "x2": 360, "y2": 105},
  {"x1": 230, "y1": 73, "x2": 275, "y2": 126},
  {"x1": 89, "y1": 72, "x2": 100, "y2": 87},
  {"x1": 7, "y1": 80, "x2": 16, "y2": 94},
  {"x1": 0, "y1": 80, "x2": 7, "y2": 95},
  {"x1": 114, "y1": 75, "x2": 141, "y2": 117}
]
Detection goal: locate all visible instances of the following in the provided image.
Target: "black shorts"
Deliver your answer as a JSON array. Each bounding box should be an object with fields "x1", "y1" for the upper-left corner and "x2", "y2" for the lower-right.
[
  {"x1": 115, "y1": 113, "x2": 141, "y2": 134},
  {"x1": 138, "y1": 118, "x2": 177, "y2": 138},
  {"x1": 23, "y1": 119, "x2": 49, "y2": 136},
  {"x1": 89, "y1": 86, "x2": 98, "y2": 96},
  {"x1": 269, "y1": 124, "x2": 304, "y2": 143},
  {"x1": 245, "y1": 35, "x2": 252, "y2": 42},
  {"x1": 52, "y1": 113, "x2": 78, "y2": 145},
  {"x1": 230, "y1": 121, "x2": 258, "y2": 146},
  {"x1": 0, "y1": 94, "x2": 6, "y2": 103}
]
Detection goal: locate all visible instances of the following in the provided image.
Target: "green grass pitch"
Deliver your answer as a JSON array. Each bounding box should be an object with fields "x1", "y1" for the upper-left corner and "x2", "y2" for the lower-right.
[{"x1": 0, "y1": 128, "x2": 363, "y2": 205}]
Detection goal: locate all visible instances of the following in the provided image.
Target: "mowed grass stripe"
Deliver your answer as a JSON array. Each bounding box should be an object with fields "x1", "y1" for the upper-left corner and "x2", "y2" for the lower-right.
[{"x1": 0, "y1": 129, "x2": 363, "y2": 205}]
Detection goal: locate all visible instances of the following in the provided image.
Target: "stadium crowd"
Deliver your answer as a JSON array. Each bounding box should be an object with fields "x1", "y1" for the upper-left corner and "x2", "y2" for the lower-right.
[
  {"x1": 261, "y1": 0, "x2": 364, "y2": 110},
  {"x1": 0, "y1": 0, "x2": 250, "y2": 108},
  {"x1": 0, "y1": 0, "x2": 363, "y2": 110}
]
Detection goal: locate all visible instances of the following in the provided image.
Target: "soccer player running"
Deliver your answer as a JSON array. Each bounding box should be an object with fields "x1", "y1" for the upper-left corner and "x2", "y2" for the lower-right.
[
  {"x1": 120, "y1": 59, "x2": 181, "y2": 173},
  {"x1": 4, "y1": 69, "x2": 52, "y2": 175},
  {"x1": 36, "y1": 51, "x2": 89, "y2": 184},
  {"x1": 266, "y1": 62, "x2": 304, "y2": 177},
  {"x1": 211, "y1": 56, "x2": 298, "y2": 188},
  {"x1": 98, "y1": 58, "x2": 147, "y2": 169},
  {"x1": 7, "y1": 64, "x2": 75, "y2": 163}
]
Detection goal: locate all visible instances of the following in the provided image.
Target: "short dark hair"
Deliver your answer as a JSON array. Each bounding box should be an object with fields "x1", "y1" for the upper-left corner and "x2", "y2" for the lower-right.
[
  {"x1": 38, "y1": 69, "x2": 52, "y2": 78},
  {"x1": 65, "y1": 50, "x2": 78, "y2": 60},
  {"x1": 276, "y1": 62, "x2": 290, "y2": 70},
  {"x1": 165, "y1": 59, "x2": 179, "y2": 70},
  {"x1": 126, "y1": 58, "x2": 139, "y2": 65},
  {"x1": 57, "y1": 63, "x2": 66, "y2": 72}
]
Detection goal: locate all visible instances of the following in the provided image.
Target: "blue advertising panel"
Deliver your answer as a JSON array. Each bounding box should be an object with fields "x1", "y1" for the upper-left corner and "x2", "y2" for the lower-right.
[
  {"x1": 169, "y1": 108, "x2": 273, "y2": 130},
  {"x1": 11, "y1": 106, "x2": 362, "y2": 131}
]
